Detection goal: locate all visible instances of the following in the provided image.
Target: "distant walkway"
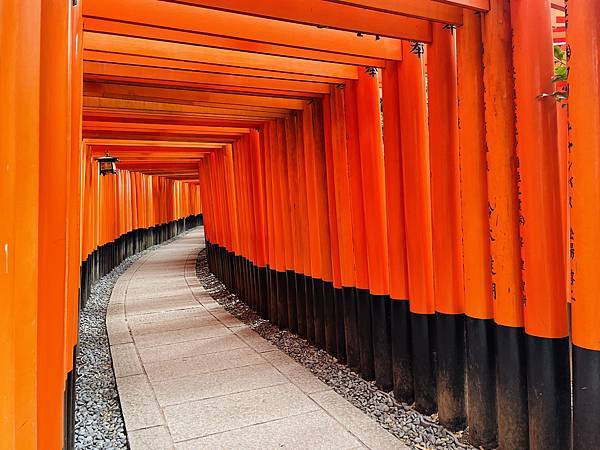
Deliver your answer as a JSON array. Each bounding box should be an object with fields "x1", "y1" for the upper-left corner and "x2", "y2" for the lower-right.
[{"x1": 106, "y1": 228, "x2": 405, "y2": 450}]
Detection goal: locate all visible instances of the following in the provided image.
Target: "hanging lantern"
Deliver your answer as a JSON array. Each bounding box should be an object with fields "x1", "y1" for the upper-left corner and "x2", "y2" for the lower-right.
[{"x1": 95, "y1": 153, "x2": 118, "y2": 176}]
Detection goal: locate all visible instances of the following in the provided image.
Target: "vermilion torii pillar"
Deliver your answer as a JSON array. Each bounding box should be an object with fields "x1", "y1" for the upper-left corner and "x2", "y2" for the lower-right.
[
  {"x1": 397, "y1": 41, "x2": 437, "y2": 415},
  {"x1": 38, "y1": 1, "x2": 73, "y2": 447},
  {"x1": 329, "y1": 86, "x2": 361, "y2": 372},
  {"x1": 481, "y1": 1, "x2": 528, "y2": 447},
  {"x1": 511, "y1": 0, "x2": 570, "y2": 448},
  {"x1": 456, "y1": 11, "x2": 496, "y2": 448},
  {"x1": 381, "y1": 60, "x2": 413, "y2": 404},
  {"x1": 1, "y1": 1, "x2": 42, "y2": 447},
  {"x1": 355, "y1": 69, "x2": 393, "y2": 391},
  {"x1": 427, "y1": 23, "x2": 466, "y2": 431},
  {"x1": 344, "y1": 80, "x2": 375, "y2": 381},
  {"x1": 568, "y1": 0, "x2": 600, "y2": 448}
]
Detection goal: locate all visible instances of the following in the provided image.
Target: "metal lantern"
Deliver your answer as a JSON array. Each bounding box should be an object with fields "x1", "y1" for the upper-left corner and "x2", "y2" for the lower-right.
[{"x1": 95, "y1": 153, "x2": 118, "y2": 176}]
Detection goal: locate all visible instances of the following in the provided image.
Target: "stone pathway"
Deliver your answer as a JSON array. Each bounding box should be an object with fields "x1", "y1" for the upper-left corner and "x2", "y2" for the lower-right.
[{"x1": 106, "y1": 228, "x2": 407, "y2": 450}]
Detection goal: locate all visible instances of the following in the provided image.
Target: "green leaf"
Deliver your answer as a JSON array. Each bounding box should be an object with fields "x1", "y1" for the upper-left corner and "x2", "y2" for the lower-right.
[{"x1": 554, "y1": 45, "x2": 565, "y2": 61}]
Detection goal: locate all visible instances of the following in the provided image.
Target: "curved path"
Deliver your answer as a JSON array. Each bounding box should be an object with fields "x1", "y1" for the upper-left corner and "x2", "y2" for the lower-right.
[{"x1": 106, "y1": 228, "x2": 406, "y2": 450}]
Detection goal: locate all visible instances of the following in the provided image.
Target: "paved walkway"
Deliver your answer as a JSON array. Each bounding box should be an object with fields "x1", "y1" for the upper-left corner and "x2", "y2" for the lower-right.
[{"x1": 106, "y1": 228, "x2": 405, "y2": 450}]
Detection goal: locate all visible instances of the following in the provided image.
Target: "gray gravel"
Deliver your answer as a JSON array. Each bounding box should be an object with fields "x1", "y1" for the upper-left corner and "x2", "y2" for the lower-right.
[
  {"x1": 195, "y1": 248, "x2": 476, "y2": 450},
  {"x1": 75, "y1": 233, "x2": 185, "y2": 449}
]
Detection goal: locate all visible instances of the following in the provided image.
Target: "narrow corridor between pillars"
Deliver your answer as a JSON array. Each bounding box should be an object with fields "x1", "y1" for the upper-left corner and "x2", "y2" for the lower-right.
[
  {"x1": 106, "y1": 228, "x2": 405, "y2": 449},
  {"x1": 3, "y1": 1, "x2": 599, "y2": 449}
]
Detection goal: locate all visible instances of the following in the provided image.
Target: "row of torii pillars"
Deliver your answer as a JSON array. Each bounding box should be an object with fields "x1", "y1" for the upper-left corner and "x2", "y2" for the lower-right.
[{"x1": 199, "y1": 2, "x2": 600, "y2": 449}]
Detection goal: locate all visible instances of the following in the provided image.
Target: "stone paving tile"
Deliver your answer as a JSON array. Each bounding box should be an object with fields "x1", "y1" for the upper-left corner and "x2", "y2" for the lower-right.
[
  {"x1": 260, "y1": 349, "x2": 302, "y2": 373},
  {"x1": 117, "y1": 374, "x2": 164, "y2": 431},
  {"x1": 200, "y1": 301, "x2": 222, "y2": 311},
  {"x1": 233, "y1": 326, "x2": 275, "y2": 353},
  {"x1": 128, "y1": 426, "x2": 174, "y2": 450},
  {"x1": 174, "y1": 410, "x2": 362, "y2": 450},
  {"x1": 137, "y1": 333, "x2": 248, "y2": 364},
  {"x1": 133, "y1": 323, "x2": 231, "y2": 348},
  {"x1": 106, "y1": 302, "x2": 126, "y2": 318},
  {"x1": 125, "y1": 297, "x2": 201, "y2": 316},
  {"x1": 126, "y1": 307, "x2": 209, "y2": 325},
  {"x1": 282, "y1": 365, "x2": 331, "y2": 394},
  {"x1": 126, "y1": 286, "x2": 191, "y2": 299},
  {"x1": 212, "y1": 311, "x2": 244, "y2": 328},
  {"x1": 129, "y1": 314, "x2": 220, "y2": 336},
  {"x1": 163, "y1": 383, "x2": 320, "y2": 442},
  {"x1": 111, "y1": 343, "x2": 143, "y2": 378},
  {"x1": 152, "y1": 363, "x2": 288, "y2": 406},
  {"x1": 309, "y1": 390, "x2": 406, "y2": 450},
  {"x1": 144, "y1": 347, "x2": 265, "y2": 382},
  {"x1": 106, "y1": 320, "x2": 133, "y2": 345}
]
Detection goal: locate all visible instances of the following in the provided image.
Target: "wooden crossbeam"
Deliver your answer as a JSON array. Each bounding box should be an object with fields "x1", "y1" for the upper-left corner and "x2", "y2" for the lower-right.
[
  {"x1": 324, "y1": 0, "x2": 463, "y2": 24},
  {"x1": 83, "y1": 97, "x2": 290, "y2": 120},
  {"x1": 84, "y1": 82, "x2": 306, "y2": 110},
  {"x1": 84, "y1": 130, "x2": 238, "y2": 142},
  {"x1": 83, "y1": 110, "x2": 265, "y2": 128},
  {"x1": 431, "y1": 0, "x2": 489, "y2": 10},
  {"x1": 84, "y1": 50, "x2": 345, "y2": 84},
  {"x1": 84, "y1": 32, "x2": 359, "y2": 79},
  {"x1": 86, "y1": 138, "x2": 225, "y2": 148},
  {"x1": 84, "y1": 0, "x2": 404, "y2": 59},
  {"x1": 85, "y1": 77, "x2": 321, "y2": 99},
  {"x1": 83, "y1": 121, "x2": 252, "y2": 136},
  {"x1": 160, "y1": 0, "x2": 432, "y2": 41},
  {"x1": 83, "y1": 61, "x2": 333, "y2": 94}
]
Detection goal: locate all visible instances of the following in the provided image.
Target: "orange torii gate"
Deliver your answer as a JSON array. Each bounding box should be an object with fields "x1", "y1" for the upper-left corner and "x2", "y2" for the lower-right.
[{"x1": 3, "y1": 1, "x2": 600, "y2": 449}]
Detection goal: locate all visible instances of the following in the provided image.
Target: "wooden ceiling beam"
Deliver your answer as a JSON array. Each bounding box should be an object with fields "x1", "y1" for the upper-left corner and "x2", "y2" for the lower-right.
[
  {"x1": 431, "y1": 0, "x2": 489, "y2": 11},
  {"x1": 83, "y1": 61, "x2": 333, "y2": 94},
  {"x1": 83, "y1": 121, "x2": 251, "y2": 136},
  {"x1": 84, "y1": 32, "x2": 359, "y2": 79},
  {"x1": 84, "y1": 50, "x2": 345, "y2": 84},
  {"x1": 83, "y1": 17, "x2": 387, "y2": 66},
  {"x1": 83, "y1": 0, "x2": 402, "y2": 60},
  {"x1": 83, "y1": 97, "x2": 290, "y2": 119},
  {"x1": 324, "y1": 0, "x2": 462, "y2": 24},
  {"x1": 86, "y1": 139, "x2": 225, "y2": 148},
  {"x1": 84, "y1": 77, "x2": 320, "y2": 98},
  {"x1": 83, "y1": 110, "x2": 265, "y2": 128},
  {"x1": 84, "y1": 82, "x2": 305, "y2": 110},
  {"x1": 160, "y1": 0, "x2": 432, "y2": 41},
  {"x1": 83, "y1": 130, "x2": 238, "y2": 142}
]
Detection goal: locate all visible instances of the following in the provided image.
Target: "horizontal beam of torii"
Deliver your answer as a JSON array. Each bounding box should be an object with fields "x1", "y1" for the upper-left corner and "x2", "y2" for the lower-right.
[
  {"x1": 84, "y1": 32, "x2": 359, "y2": 80},
  {"x1": 83, "y1": 97, "x2": 292, "y2": 120},
  {"x1": 85, "y1": 139, "x2": 225, "y2": 148},
  {"x1": 84, "y1": 83, "x2": 306, "y2": 110},
  {"x1": 83, "y1": 61, "x2": 334, "y2": 95},
  {"x1": 324, "y1": 0, "x2": 488, "y2": 17},
  {"x1": 83, "y1": 110, "x2": 266, "y2": 128},
  {"x1": 159, "y1": 0, "x2": 433, "y2": 39},
  {"x1": 84, "y1": 0, "x2": 402, "y2": 66},
  {"x1": 84, "y1": 0, "x2": 410, "y2": 56},
  {"x1": 83, "y1": 121, "x2": 252, "y2": 136},
  {"x1": 84, "y1": 51, "x2": 345, "y2": 84}
]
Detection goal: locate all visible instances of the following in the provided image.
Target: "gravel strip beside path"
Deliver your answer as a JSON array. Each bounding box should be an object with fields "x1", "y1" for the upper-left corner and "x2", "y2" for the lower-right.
[
  {"x1": 75, "y1": 233, "x2": 185, "y2": 449},
  {"x1": 195, "y1": 248, "x2": 475, "y2": 450}
]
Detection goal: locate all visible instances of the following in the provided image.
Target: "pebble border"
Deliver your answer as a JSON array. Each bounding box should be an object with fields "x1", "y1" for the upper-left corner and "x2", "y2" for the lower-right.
[
  {"x1": 195, "y1": 247, "x2": 475, "y2": 450},
  {"x1": 74, "y1": 233, "x2": 186, "y2": 449}
]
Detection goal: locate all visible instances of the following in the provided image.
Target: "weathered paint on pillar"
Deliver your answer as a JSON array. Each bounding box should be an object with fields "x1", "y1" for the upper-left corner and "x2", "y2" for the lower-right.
[
  {"x1": 481, "y1": 1, "x2": 528, "y2": 447},
  {"x1": 0, "y1": 1, "x2": 42, "y2": 446},
  {"x1": 568, "y1": 1, "x2": 600, "y2": 448},
  {"x1": 511, "y1": 1, "x2": 570, "y2": 448},
  {"x1": 456, "y1": 11, "x2": 496, "y2": 448},
  {"x1": 427, "y1": 23, "x2": 466, "y2": 431},
  {"x1": 397, "y1": 41, "x2": 437, "y2": 415}
]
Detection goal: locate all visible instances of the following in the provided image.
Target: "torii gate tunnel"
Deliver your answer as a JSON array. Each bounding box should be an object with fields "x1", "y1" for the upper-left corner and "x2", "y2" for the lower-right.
[{"x1": 2, "y1": 0, "x2": 600, "y2": 449}]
